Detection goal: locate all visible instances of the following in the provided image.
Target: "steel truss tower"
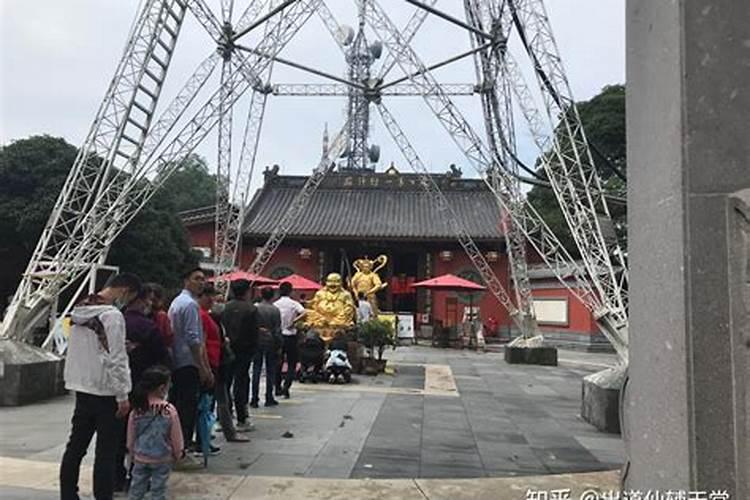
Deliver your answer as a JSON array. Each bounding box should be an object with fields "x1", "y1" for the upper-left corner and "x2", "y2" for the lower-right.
[
  {"x1": 2, "y1": 0, "x2": 628, "y2": 364},
  {"x1": 342, "y1": 3, "x2": 376, "y2": 170}
]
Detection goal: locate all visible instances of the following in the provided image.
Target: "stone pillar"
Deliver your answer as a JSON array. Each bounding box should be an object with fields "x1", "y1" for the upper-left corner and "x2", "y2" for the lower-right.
[{"x1": 626, "y1": 0, "x2": 750, "y2": 495}]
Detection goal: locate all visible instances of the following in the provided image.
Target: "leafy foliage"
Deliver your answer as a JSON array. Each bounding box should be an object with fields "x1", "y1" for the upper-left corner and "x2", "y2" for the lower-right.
[
  {"x1": 357, "y1": 318, "x2": 396, "y2": 360},
  {"x1": 0, "y1": 136, "x2": 78, "y2": 307},
  {"x1": 158, "y1": 154, "x2": 217, "y2": 212},
  {"x1": 108, "y1": 154, "x2": 216, "y2": 289},
  {"x1": 107, "y1": 193, "x2": 201, "y2": 290},
  {"x1": 0, "y1": 135, "x2": 210, "y2": 306},
  {"x1": 527, "y1": 84, "x2": 627, "y2": 255}
]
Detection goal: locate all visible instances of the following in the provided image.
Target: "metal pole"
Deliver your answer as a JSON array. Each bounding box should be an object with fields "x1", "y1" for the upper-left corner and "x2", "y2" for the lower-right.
[
  {"x1": 235, "y1": 44, "x2": 369, "y2": 91},
  {"x1": 403, "y1": 0, "x2": 493, "y2": 41},
  {"x1": 232, "y1": 0, "x2": 299, "y2": 41},
  {"x1": 381, "y1": 42, "x2": 494, "y2": 90}
]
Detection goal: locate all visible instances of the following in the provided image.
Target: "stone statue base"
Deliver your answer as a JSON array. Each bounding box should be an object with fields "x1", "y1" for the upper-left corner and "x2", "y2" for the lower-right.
[
  {"x1": 505, "y1": 336, "x2": 557, "y2": 366},
  {"x1": 0, "y1": 339, "x2": 66, "y2": 406},
  {"x1": 581, "y1": 365, "x2": 625, "y2": 434},
  {"x1": 504, "y1": 345, "x2": 558, "y2": 366}
]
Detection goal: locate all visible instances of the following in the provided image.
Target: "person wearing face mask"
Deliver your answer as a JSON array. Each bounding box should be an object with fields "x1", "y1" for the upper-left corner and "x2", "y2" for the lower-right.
[
  {"x1": 143, "y1": 282, "x2": 174, "y2": 351},
  {"x1": 60, "y1": 272, "x2": 142, "y2": 500},
  {"x1": 124, "y1": 288, "x2": 171, "y2": 386}
]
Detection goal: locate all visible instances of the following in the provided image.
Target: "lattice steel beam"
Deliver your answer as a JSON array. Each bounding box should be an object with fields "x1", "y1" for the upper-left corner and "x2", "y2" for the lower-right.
[
  {"x1": 2, "y1": 0, "x2": 188, "y2": 340},
  {"x1": 141, "y1": 51, "x2": 221, "y2": 161},
  {"x1": 235, "y1": 0, "x2": 269, "y2": 35},
  {"x1": 270, "y1": 82, "x2": 476, "y2": 96},
  {"x1": 362, "y1": 0, "x2": 629, "y2": 359},
  {"x1": 316, "y1": 0, "x2": 348, "y2": 54},
  {"x1": 213, "y1": 2, "x2": 278, "y2": 295},
  {"x1": 374, "y1": 0, "x2": 436, "y2": 80},
  {"x1": 247, "y1": 121, "x2": 349, "y2": 279},
  {"x1": 376, "y1": 101, "x2": 524, "y2": 328},
  {"x1": 507, "y1": 0, "x2": 628, "y2": 349},
  {"x1": 214, "y1": 58, "x2": 234, "y2": 275},
  {"x1": 465, "y1": 0, "x2": 538, "y2": 337},
  {"x1": 1, "y1": 0, "x2": 319, "y2": 341}
]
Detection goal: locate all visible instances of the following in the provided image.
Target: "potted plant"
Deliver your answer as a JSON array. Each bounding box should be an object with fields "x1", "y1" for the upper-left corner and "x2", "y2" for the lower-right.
[{"x1": 358, "y1": 318, "x2": 396, "y2": 374}]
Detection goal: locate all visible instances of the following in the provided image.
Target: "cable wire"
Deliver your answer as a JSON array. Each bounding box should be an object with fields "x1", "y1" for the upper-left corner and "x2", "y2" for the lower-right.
[{"x1": 506, "y1": 0, "x2": 628, "y2": 183}]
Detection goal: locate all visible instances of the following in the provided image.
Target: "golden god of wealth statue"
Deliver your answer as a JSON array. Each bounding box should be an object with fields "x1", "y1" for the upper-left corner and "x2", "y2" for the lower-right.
[
  {"x1": 350, "y1": 255, "x2": 388, "y2": 314},
  {"x1": 304, "y1": 273, "x2": 355, "y2": 343}
]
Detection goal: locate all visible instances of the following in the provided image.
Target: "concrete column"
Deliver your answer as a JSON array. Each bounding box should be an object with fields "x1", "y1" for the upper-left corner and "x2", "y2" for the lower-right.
[{"x1": 626, "y1": 0, "x2": 750, "y2": 495}]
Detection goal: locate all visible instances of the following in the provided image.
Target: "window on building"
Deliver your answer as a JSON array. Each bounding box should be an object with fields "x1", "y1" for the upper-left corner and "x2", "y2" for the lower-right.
[
  {"x1": 192, "y1": 247, "x2": 212, "y2": 261},
  {"x1": 532, "y1": 297, "x2": 569, "y2": 327}
]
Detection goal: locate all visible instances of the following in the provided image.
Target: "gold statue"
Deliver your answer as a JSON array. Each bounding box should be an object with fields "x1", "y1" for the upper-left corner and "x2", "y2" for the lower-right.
[
  {"x1": 304, "y1": 273, "x2": 355, "y2": 343},
  {"x1": 350, "y1": 255, "x2": 388, "y2": 314}
]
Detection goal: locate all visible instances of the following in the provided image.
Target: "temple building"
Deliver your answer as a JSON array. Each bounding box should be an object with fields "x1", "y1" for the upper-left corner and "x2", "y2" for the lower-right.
[{"x1": 181, "y1": 164, "x2": 608, "y2": 350}]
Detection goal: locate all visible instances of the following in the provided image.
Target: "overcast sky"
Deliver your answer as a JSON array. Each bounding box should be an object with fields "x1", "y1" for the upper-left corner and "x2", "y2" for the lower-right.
[{"x1": 0, "y1": 1, "x2": 624, "y2": 193}]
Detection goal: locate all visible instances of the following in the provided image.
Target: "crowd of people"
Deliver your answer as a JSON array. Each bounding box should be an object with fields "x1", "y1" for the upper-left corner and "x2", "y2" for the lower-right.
[{"x1": 59, "y1": 268, "x2": 306, "y2": 500}]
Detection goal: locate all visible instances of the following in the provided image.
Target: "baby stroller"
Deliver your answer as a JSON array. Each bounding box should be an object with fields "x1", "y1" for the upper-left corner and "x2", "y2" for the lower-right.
[
  {"x1": 325, "y1": 338, "x2": 353, "y2": 384},
  {"x1": 298, "y1": 330, "x2": 326, "y2": 383}
]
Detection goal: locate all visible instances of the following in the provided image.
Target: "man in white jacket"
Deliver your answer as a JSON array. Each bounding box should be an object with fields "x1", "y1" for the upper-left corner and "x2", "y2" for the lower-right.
[{"x1": 59, "y1": 273, "x2": 141, "y2": 500}]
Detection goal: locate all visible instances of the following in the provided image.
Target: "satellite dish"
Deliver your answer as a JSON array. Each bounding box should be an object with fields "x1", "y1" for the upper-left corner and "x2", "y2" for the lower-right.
[
  {"x1": 337, "y1": 25, "x2": 355, "y2": 46},
  {"x1": 368, "y1": 144, "x2": 380, "y2": 163},
  {"x1": 369, "y1": 41, "x2": 383, "y2": 59}
]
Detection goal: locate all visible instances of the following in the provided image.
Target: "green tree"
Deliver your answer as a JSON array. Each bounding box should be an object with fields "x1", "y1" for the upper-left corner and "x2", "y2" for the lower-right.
[
  {"x1": 107, "y1": 153, "x2": 217, "y2": 289},
  {"x1": 0, "y1": 136, "x2": 78, "y2": 305},
  {"x1": 527, "y1": 84, "x2": 627, "y2": 255},
  {"x1": 0, "y1": 136, "x2": 207, "y2": 304},
  {"x1": 107, "y1": 194, "x2": 200, "y2": 290},
  {"x1": 158, "y1": 154, "x2": 217, "y2": 212}
]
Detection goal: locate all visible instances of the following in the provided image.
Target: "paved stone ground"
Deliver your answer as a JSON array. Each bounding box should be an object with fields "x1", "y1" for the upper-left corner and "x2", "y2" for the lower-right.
[
  {"x1": 350, "y1": 347, "x2": 622, "y2": 479},
  {"x1": 0, "y1": 345, "x2": 623, "y2": 498}
]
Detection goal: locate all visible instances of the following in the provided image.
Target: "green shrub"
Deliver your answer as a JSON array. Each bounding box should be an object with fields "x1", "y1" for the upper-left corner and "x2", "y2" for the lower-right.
[{"x1": 358, "y1": 319, "x2": 397, "y2": 360}]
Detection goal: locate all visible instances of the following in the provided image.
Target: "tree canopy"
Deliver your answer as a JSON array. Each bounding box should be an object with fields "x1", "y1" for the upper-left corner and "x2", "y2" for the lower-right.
[
  {"x1": 108, "y1": 153, "x2": 218, "y2": 289},
  {"x1": 527, "y1": 84, "x2": 627, "y2": 256},
  {"x1": 0, "y1": 136, "x2": 212, "y2": 306},
  {"x1": 0, "y1": 136, "x2": 78, "y2": 306},
  {"x1": 157, "y1": 154, "x2": 217, "y2": 212}
]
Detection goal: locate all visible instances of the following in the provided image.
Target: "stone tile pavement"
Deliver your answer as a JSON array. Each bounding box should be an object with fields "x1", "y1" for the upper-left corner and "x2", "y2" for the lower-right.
[{"x1": 0, "y1": 345, "x2": 623, "y2": 498}]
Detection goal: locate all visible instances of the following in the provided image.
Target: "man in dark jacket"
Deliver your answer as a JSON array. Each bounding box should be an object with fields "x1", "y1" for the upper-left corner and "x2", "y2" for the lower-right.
[
  {"x1": 251, "y1": 287, "x2": 282, "y2": 408},
  {"x1": 221, "y1": 279, "x2": 258, "y2": 431},
  {"x1": 124, "y1": 291, "x2": 170, "y2": 380},
  {"x1": 115, "y1": 287, "x2": 170, "y2": 491}
]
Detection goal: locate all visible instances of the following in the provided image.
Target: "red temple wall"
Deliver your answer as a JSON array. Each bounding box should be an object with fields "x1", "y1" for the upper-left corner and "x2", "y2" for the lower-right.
[
  {"x1": 188, "y1": 223, "x2": 214, "y2": 250},
  {"x1": 184, "y1": 224, "x2": 598, "y2": 336},
  {"x1": 431, "y1": 250, "x2": 513, "y2": 329},
  {"x1": 532, "y1": 286, "x2": 597, "y2": 334},
  {"x1": 239, "y1": 245, "x2": 320, "y2": 284}
]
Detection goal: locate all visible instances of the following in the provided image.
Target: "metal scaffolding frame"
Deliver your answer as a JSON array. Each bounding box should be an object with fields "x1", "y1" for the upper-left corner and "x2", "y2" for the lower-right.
[{"x1": 2, "y1": 1, "x2": 629, "y2": 365}]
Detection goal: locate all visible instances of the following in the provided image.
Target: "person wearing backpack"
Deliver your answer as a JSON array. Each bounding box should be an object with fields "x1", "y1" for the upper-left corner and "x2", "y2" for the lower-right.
[{"x1": 60, "y1": 273, "x2": 142, "y2": 500}]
